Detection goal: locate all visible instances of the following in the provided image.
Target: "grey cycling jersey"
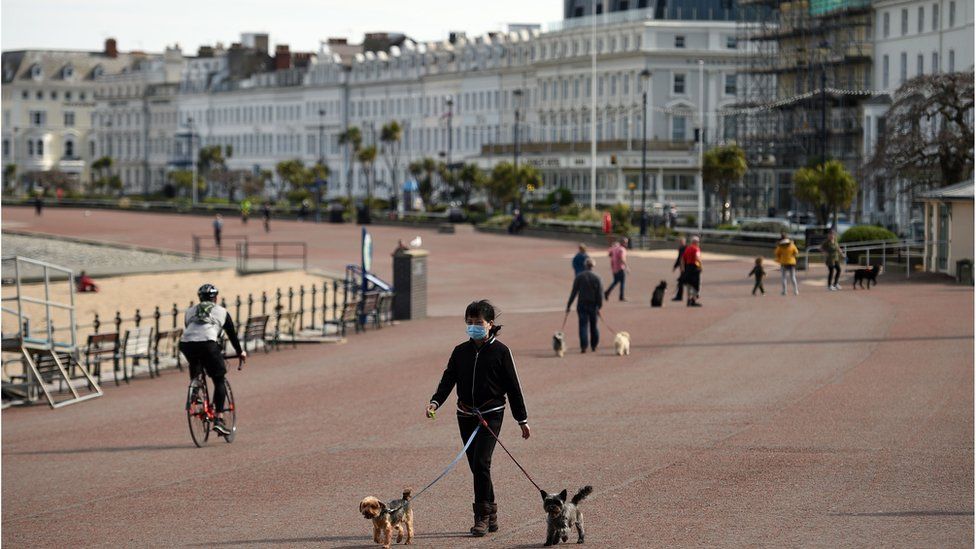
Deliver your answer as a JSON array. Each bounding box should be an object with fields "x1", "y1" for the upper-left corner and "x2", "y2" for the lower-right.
[{"x1": 181, "y1": 302, "x2": 229, "y2": 342}]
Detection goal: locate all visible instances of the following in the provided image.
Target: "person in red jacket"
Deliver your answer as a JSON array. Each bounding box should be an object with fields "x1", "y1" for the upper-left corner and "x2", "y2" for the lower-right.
[
  {"x1": 681, "y1": 236, "x2": 703, "y2": 307},
  {"x1": 76, "y1": 271, "x2": 98, "y2": 293}
]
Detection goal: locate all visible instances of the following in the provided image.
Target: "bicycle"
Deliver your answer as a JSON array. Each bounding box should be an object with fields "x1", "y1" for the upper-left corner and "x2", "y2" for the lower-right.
[{"x1": 185, "y1": 356, "x2": 243, "y2": 447}]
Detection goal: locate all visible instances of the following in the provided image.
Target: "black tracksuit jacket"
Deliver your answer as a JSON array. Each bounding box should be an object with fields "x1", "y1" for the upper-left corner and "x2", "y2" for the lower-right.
[{"x1": 430, "y1": 336, "x2": 528, "y2": 424}]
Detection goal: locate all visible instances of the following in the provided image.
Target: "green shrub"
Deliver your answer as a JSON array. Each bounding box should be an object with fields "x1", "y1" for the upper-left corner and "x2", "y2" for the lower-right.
[
  {"x1": 741, "y1": 221, "x2": 790, "y2": 234},
  {"x1": 838, "y1": 225, "x2": 897, "y2": 243},
  {"x1": 546, "y1": 188, "x2": 574, "y2": 206},
  {"x1": 607, "y1": 203, "x2": 632, "y2": 235},
  {"x1": 481, "y1": 214, "x2": 512, "y2": 228},
  {"x1": 716, "y1": 223, "x2": 739, "y2": 231}
]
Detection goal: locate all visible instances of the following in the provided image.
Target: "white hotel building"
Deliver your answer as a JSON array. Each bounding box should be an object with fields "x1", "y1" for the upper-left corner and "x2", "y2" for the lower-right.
[{"x1": 172, "y1": 8, "x2": 746, "y2": 212}]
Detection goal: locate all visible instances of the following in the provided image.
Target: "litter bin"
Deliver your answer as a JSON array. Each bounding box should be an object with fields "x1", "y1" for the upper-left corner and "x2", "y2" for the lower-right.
[
  {"x1": 956, "y1": 259, "x2": 973, "y2": 285},
  {"x1": 356, "y1": 204, "x2": 372, "y2": 224},
  {"x1": 328, "y1": 202, "x2": 345, "y2": 223},
  {"x1": 393, "y1": 249, "x2": 428, "y2": 320}
]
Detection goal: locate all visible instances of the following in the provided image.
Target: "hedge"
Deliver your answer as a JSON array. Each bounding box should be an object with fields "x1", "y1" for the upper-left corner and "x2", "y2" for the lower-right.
[{"x1": 838, "y1": 225, "x2": 898, "y2": 243}]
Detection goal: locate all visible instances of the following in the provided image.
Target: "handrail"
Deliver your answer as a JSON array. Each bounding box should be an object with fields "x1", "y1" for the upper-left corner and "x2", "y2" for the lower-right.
[
  {"x1": 803, "y1": 239, "x2": 943, "y2": 279},
  {"x1": 236, "y1": 241, "x2": 307, "y2": 271}
]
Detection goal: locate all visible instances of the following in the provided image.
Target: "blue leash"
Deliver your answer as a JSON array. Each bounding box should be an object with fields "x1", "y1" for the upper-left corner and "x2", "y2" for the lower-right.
[{"x1": 385, "y1": 423, "x2": 481, "y2": 513}]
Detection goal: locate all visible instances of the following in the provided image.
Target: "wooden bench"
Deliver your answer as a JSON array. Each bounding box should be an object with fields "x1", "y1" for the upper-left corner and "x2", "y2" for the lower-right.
[
  {"x1": 83, "y1": 333, "x2": 119, "y2": 384},
  {"x1": 242, "y1": 315, "x2": 271, "y2": 353},
  {"x1": 369, "y1": 292, "x2": 395, "y2": 329},
  {"x1": 121, "y1": 326, "x2": 154, "y2": 383},
  {"x1": 360, "y1": 292, "x2": 381, "y2": 331},
  {"x1": 273, "y1": 311, "x2": 301, "y2": 349},
  {"x1": 325, "y1": 299, "x2": 360, "y2": 336},
  {"x1": 153, "y1": 328, "x2": 183, "y2": 373}
]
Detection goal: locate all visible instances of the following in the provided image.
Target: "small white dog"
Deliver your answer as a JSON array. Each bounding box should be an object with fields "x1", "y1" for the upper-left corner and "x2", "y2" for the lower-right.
[
  {"x1": 613, "y1": 331, "x2": 630, "y2": 356},
  {"x1": 553, "y1": 332, "x2": 566, "y2": 357}
]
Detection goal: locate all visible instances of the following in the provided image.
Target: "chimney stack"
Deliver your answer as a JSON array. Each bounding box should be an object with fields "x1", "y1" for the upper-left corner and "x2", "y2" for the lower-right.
[
  {"x1": 274, "y1": 44, "x2": 292, "y2": 70},
  {"x1": 104, "y1": 38, "x2": 118, "y2": 58}
]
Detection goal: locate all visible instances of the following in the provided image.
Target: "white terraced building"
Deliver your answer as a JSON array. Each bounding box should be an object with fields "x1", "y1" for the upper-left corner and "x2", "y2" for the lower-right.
[{"x1": 173, "y1": 8, "x2": 748, "y2": 213}]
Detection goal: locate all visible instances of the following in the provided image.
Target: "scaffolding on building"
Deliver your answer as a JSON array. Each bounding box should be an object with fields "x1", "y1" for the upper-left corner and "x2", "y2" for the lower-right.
[{"x1": 734, "y1": 0, "x2": 874, "y2": 217}]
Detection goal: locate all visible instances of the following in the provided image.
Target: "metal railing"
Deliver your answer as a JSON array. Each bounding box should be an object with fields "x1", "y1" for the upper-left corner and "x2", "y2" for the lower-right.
[
  {"x1": 1, "y1": 256, "x2": 76, "y2": 350},
  {"x1": 802, "y1": 239, "x2": 941, "y2": 279},
  {"x1": 235, "y1": 241, "x2": 308, "y2": 272},
  {"x1": 191, "y1": 234, "x2": 248, "y2": 260}
]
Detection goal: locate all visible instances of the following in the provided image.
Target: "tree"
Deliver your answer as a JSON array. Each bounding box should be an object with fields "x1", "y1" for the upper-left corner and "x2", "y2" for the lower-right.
[
  {"x1": 3, "y1": 164, "x2": 16, "y2": 193},
  {"x1": 794, "y1": 160, "x2": 858, "y2": 226},
  {"x1": 484, "y1": 162, "x2": 542, "y2": 209},
  {"x1": 169, "y1": 170, "x2": 197, "y2": 197},
  {"x1": 702, "y1": 144, "x2": 747, "y2": 223},
  {"x1": 276, "y1": 159, "x2": 314, "y2": 201},
  {"x1": 408, "y1": 157, "x2": 438, "y2": 211},
  {"x1": 91, "y1": 156, "x2": 113, "y2": 194},
  {"x1": 356, "y1": 145, "x2": 378, "y2": 202},
  {"x1": 380, "y1": 121, "x2": 403, "y2": 206},
  {"x1": 868, "y1": 71, "x2": 974, "y2": 189},
  {"x1": 338, "y1": 126, "x2": 362, "y2": 203},
  {"x1": 456, "y1": 163, "x2": 484, "y2": 208},
  {"x1": 197, "y1": 145, "x2": 227, "y2": 198}
]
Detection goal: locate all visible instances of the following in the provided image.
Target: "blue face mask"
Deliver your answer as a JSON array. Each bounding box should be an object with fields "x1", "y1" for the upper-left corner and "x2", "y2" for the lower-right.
[{"x1": 466, "y1": 324, "x2": 488, "y2": 340}]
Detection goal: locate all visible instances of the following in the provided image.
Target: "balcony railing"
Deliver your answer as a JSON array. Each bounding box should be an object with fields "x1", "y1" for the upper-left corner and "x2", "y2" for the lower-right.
[{"x1": 481, "y1": 139, "x2": 694, "y2": 155}]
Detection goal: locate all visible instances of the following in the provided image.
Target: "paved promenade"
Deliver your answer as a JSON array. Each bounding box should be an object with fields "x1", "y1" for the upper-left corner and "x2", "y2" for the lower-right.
[{"x1": 2, "y1": 207, "x2": 973, "y2": 547}]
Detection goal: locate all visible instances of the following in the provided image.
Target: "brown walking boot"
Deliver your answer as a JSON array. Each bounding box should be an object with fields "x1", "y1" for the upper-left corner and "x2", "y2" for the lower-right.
[
  {"x1": 487, "y1": 502, "x2": 499, "y2": 532},
  {"x1": 470, "y1": 502, "x2": 489, "y2": 537}
]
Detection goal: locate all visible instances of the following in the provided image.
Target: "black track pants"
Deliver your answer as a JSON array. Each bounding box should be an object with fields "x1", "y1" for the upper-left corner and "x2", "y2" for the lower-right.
[{"x1": 458, "y1": 412, "x2": 504, "y2": 504}]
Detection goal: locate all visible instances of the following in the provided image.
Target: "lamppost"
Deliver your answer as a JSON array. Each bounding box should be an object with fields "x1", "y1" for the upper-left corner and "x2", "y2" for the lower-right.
[
  {"x1": 317, "y1": 108, "x2": 326, "y2": 221},
  {"x1": 513, "y1": 89, "x2": 523, "y2": 205},
  {"x1": 696, "y1": 59, "x2": 704, "y2": 233},
  {"x1": 318, "y1": 108, "x2": 326, "y2": 165},
  {"x1": 187, "y1": 116, "x2": 197, "y2": 206},
  {"x1": 639, "y1": 69, "x2": 651, "y2": 239}
]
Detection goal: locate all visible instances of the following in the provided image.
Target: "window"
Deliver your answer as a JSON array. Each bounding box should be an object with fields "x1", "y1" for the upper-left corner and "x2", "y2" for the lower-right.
[
  {"x1": 673, "y1": 73, "x2": 686, "y2": 94},
  {"x1": 918, "y1": 6, "x2": 924, "y2": 32},
  {"x1": 610, "y1": 75, "x2": 617, "y2": 95},
  {"x1": 883, "y1": 12, "x2": 890, "y2": 37},
  {"x1": 900, "y1": 52, "x2": 907, "y2": 83},
  {"x1": 723, "y1": 115, "x2": 736, "y2": 140},
  {"x1": 36, "y1": 140, "x2": 43, "y2": 156},
  {"x1": 949, "y1": 50, "x2": 955, "y2": 72},
  {"x1": 672, "y1": 115, "x2": 687, "y2": 140},
  {"x1": 901, "y1": 8, "x2": 908, "y2": 35},
  {"x1": 64, "y1": 111, "x2": 75, "y2": 127},
  {"x1": 882, "y1": 55, "x2": 890, "y2": 87},
  {"x1": 949, "y1": 1, "x2": 955, "y2": 26},
  {"x1": 918, "y1": 54, "x2": 925, "y2": 76},
  {"x1": 65, "y1": 140, "x2": 74, "y2": 158},
  {"x1": 28, "y1": 140, "x2": 34, "y2": 155},
  {"x1": 2, "y1": 140, "x2": 8, "y2": 157},
  {"x1": 623, "y1": 74, "x2": 630, "y2": 95},
  {"x1": 65, "y1": 90, "x2": 72, "y2": 100},
  {"x1": 21, "y1": 90, "x2": 28, "y2": 99},
  {"x1": 727, "y1": 36, "x2": 737, "y2": 49},
  {"x1": 51, "y1": 90, "x2": 57, "y2": 100},
  {"x1": 30, "y1": 110, "x2": 46, "y2": 126},
  {"x1": 675, "y1": 35, "x2": 685, "y2": 48},
  {"x1": 724, "y1": 74, "x2": 737, "y2": 95},
  {"x1": 36, "y1": 91, "x2": 42, "y2": 100},
  {"x1": 932, "y1": 4, "x2": 939, "y2": 31},
  {"x1": 932, "y1": 52, "x2": 939, "y2": 72}
]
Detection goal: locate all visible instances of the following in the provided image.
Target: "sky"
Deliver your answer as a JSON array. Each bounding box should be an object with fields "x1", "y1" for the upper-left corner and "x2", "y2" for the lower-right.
[{"x1": 1, "y1": 0, "x2": 564, "y2": 54}]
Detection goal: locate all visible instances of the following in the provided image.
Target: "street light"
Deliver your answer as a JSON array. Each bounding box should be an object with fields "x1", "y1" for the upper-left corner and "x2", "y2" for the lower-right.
[
  {"x1": 696, "y1": 59, "x2": 704, "y2": 233},
  {"x1": 513, "y1": 89, "x2": 523, "y2": 205},
  {"x1": 317, "y1": 108, "x2": 326, "y2": 221},
  {"x1": 187, "y1": 116, "x2": 197, "y2": 206},
  {"x1": 639, "y1": 69, "x2": 651, "y2": 239}
]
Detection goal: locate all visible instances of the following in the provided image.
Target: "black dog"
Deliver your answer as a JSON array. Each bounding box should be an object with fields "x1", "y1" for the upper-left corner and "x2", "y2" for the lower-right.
[
  {"x1": 853, "y1": 264, "x2": 882, "y2": 289},
  {"x1": 650, "y1": 280, "x2": 667, "y2": 307}
]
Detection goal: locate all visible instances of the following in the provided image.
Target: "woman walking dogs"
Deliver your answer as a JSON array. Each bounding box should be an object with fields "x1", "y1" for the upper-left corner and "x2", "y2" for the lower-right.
[{"x1": 426, "y1": 300, "x2": 530, "y2": 537}]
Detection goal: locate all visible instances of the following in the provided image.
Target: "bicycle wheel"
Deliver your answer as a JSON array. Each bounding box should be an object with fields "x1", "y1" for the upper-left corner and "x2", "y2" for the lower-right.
[
  {"x1": 221, "y1": 379, "x2": 237, "y2": 443},
  {"x1": 186, "y1": 379, "x2": 211, "y2": 447}
]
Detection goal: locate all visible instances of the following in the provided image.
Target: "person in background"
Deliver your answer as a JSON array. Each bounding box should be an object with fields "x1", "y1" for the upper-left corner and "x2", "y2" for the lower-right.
[
  {"x1": 212, "y1": 214, "x2": 224, "y2": 249},
  {"x1": 76, "y1": 271, "x2": 98, "y2": 293},
  {"x1": 262, "y1": 202, "x2": 272, "y2": 233},
  {"x1": 775, "y1": 232, "x2": 800, "y2": 296},
  {"x1": 820, "y1": 230, "x2": 845, "y2": 291},
  {"x1": 240, "y1": 198, "x2": 251, "y2": 224},
  {"x1": 604, "y1": 237, "x2": 629, "y2": 302},
  {"x1": 671, "y1": 236, "x2": 687, "y2": 302},
  {"x1": 567, "y1": 258, "x2": 604, "y2": 353},
  {"x1": 748, "y1": 257, "x2": 766, "y2": 296},
  {"x1": 572, "y1": 243, "x2": 590, "y2": 277},
  {"x1": 682, "y1": 236, "x2": 703, "y2": 307}
]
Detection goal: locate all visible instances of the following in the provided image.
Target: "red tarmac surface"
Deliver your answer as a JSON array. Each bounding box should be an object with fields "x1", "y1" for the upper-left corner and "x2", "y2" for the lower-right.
[{"x1": 2, "y1": 207, "x2": 974, "y2": 547}]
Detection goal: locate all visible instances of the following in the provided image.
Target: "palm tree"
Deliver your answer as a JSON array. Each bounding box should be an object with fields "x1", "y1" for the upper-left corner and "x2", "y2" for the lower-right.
[
  {"x1": 408, "y1": 157, "x2": 438, "y2": 211},
  {"x1": 356, "y1": 145, "x2": 378, "y2": 203},
  {"x1": 338, "y1": 126, "x2": 362, "y2": 203},
  {"x1": 702, "y1": 144, "x2": 747, "y2": 223},
  {"x1": 380, "y1": 121, "x2": 403, "y2": 206},
  {"x1": 794, "y1": 160, "x2": 858, "y2": 226}
]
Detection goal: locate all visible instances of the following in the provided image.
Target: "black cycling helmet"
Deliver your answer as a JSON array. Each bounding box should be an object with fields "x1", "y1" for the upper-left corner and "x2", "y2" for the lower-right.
[{"x1": 197, "y1": 283, "x2": 219, "y2": 301}]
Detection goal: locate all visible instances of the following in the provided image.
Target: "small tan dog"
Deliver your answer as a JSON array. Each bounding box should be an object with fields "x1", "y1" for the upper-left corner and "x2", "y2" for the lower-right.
[
  {"x1": 359, "y1": 489, "x2": 414, "y2": 548},
  {"x1": 613, "y1": 331, "x2": 631, "y2": 356}
]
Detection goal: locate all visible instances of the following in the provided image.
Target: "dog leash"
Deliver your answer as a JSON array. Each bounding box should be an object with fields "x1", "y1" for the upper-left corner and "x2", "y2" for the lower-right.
[
  {"x1": 383, "y1": 423, "x2": 481, "y2": 515},
  {"x1": 474, "y1": 411, "x2": 543, "y2": 493},
  {"x1": 560, "y1": 310, "x2": 569, "y2": 331},
  {"x1": 596, "y1": 309, "x2": 619, "y2": 335}
]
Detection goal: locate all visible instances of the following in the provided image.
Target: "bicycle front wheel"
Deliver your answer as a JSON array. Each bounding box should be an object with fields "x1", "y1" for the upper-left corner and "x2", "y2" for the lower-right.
[
  {"x1": 221, "y1": 379, "x2": 237, "y2": 443},
  {"x1": 186, "y1": 380, "x2": 210, "y2": 447}
]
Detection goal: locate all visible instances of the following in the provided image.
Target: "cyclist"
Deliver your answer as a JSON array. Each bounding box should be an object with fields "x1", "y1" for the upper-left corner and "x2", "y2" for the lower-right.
[{"x1": 179, "y1": 284, "x2": 246, "y2": 436}]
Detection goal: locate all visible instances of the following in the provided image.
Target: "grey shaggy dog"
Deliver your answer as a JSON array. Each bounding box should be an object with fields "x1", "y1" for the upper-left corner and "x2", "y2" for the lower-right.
[{"x1": 541, "y1": 485, "x2": 592, "y2": 545}]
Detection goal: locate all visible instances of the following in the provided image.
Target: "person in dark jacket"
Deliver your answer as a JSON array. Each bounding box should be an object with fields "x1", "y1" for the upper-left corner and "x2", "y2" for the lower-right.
[
  {"x1": 671, "y1": 236, "x2": 687, "y2": 301},
  {"x1": 566, "y1": 258, "x2": 604, "y2": 353},
  {"x1": 426, "y1": 300, "x2": 530, "y2": 538}
]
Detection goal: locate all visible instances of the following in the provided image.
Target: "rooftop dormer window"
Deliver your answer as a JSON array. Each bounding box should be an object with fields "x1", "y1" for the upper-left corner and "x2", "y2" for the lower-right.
[
  {"x1": 63, "y1": 65, "x2": 74, "y2": 79},
  {"x1": 30, "y1": 64, "x2": 42, "y2": 80}
]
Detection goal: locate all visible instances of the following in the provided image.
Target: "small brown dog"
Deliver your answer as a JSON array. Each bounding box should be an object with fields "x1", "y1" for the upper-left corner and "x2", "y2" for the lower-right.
[{"x1": 359, "y1": 489, "x2": 414, "y2": 548}]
